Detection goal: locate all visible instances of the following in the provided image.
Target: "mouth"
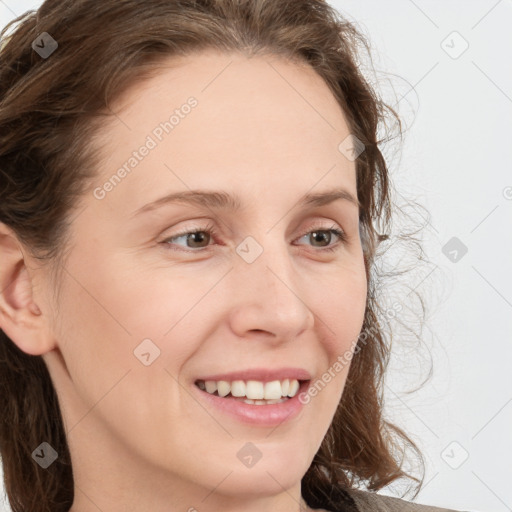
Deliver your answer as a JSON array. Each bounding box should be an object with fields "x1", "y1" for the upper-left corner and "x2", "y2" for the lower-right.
[
  {"x1": 194, "y1": 378, "x2": 307, "y2": 405},
  {"x1": 192, "y1": 378, "x2": 311, "y2": 426}
]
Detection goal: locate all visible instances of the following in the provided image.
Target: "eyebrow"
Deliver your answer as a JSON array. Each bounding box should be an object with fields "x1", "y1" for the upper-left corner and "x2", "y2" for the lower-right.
[{"x1": 130, "y1": 187, "x2": 360, "y2": 218}]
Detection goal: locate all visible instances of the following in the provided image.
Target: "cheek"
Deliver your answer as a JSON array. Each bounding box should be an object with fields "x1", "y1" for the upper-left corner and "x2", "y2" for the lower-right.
[
  {"x1": 307, "y1": 262, "x2": 367, "y2": 412},
  {"x1": 52, "y1": 272, "x2": 136, "y2": 407},
  {"x1": 51, "y1": 262, "x2": 202, "y2": 457},
  {"x1": 321, "y1": 260, "x2": 368, "y2": 354},
  {"x1": 62, "y1": 256, "x2": 206, "y2": 347}
]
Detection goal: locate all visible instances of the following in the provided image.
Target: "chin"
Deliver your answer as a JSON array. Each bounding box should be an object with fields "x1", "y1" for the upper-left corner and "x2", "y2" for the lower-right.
[
  {"x1": 217, "y1": 469, "x2": 303, "y2": 498},
  {"x1": 211, "y1": 448, "x2": 308, "y2": 497}
]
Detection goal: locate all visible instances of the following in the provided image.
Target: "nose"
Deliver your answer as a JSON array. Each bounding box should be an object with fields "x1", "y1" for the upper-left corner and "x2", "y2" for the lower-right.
[{"x1": 227, "y1": 244, "x2": 315, "y2": 343}]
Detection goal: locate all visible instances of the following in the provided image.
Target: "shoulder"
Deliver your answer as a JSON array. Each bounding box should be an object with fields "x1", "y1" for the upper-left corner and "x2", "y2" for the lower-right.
[{"x1": 342, "y1": 487, "x2": 467, "y2": 512}]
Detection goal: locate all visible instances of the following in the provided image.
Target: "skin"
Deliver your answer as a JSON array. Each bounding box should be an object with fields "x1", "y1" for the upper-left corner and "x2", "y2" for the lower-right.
[{"x1": 0, "y1": 50, "x2": 367, "y2": 512}]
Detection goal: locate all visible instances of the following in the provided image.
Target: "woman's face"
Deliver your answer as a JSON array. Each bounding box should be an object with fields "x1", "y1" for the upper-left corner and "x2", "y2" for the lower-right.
[{"x1": 42, "y1": 50, "x2": 367, "y2": 509}]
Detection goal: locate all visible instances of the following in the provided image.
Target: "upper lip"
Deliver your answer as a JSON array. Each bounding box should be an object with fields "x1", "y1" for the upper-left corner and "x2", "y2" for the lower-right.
[{"x1": 195, "y1": 367, "x2": 312, "y2": 383}]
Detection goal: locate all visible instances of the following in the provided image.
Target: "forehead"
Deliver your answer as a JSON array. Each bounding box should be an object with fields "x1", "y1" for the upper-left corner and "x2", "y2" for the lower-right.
[{"x1": 87, "y1": 50, "x2": 357, "y2": 216}]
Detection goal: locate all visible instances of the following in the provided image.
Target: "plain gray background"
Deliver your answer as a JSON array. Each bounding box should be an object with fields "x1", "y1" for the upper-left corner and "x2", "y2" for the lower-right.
[{"x1": 0, "y1": 1, "x2": 511, "y2": 511}]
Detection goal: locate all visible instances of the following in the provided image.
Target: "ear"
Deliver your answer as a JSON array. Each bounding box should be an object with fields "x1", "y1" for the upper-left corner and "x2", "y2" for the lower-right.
[{"x1": 0, "y1": 222, "x2": 56, "y2": 355}]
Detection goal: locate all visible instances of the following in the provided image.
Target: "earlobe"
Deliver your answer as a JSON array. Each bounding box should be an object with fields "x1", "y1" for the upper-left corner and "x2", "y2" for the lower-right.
[{"x1": 0, "y1": 222, "x2": 55, "y2": 356}]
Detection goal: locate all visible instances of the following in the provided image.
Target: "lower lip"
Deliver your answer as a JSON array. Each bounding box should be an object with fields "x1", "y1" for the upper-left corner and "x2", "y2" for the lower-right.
[{"x1": 192, "y1": 381, "x2": 311, "y2": 427}]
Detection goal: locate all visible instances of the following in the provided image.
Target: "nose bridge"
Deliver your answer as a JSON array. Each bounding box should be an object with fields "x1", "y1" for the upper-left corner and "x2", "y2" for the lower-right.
[
  {"x1": 229, "y1": 232, "x2": 314, "y2": 337},
  {"x1": 238, "y1": 230, "x2": 295, "y2": 294}
]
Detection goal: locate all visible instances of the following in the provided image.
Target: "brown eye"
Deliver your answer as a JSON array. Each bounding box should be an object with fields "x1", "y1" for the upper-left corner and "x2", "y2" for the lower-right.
[
  {"x1": 161, "y1": 223, "x2": 217, "y2": 251},
  {"x1": 295, "y1": 225, "x2": 347, "y2": 252},
  {"x1": 308, "y1": 230, "x2": 334, "y2": 247},
  {"x1": 182, "y1": 231, "x2": 211, "y2": 248}
]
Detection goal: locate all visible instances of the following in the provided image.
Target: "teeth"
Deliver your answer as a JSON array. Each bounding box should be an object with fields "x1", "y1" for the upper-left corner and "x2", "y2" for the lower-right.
[
  {"x1": 281, "y1": 379, "x2": 290, "y2": 396},
  {"x1": 199, "y1": 378, "x2": 302, "y2": 399},
  {"x1": 264, "y1": 380, "x2": 282, "y2": 400},
  {"x1": 217, "y1": 380, "x2": 230, "y2": 397},
  {"x1": 231, "y1": 380, "x2": 246, "y2": 397},
  {"x1": 288, "y1": 379, "x2": 300, "y2": 397},
  {"x1": 250, "y1": 398, "x2": 288, "y2": 405},
  {"x1": 205, "y1": 381, "x2": 217, "y2": 394},
  {"x1": 246, "y1": 380, "x2": 264, "y2": 399}
]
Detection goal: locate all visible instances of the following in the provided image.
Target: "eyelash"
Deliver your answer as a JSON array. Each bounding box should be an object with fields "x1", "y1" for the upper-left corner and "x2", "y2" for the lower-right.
[{"x1": 160, "y1": 222, "x2": 348, "y2": 254}]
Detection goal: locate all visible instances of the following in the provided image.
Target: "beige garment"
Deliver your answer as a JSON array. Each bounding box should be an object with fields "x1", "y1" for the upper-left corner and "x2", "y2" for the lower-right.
[{"x1": 345, "y1": 487, "x2": 468, "y2": 512}]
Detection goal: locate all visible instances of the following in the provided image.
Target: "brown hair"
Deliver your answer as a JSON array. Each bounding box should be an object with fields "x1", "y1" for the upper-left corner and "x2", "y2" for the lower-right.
[{"x1": 0, "y1": 1, "x2": 428, "y2": 510}]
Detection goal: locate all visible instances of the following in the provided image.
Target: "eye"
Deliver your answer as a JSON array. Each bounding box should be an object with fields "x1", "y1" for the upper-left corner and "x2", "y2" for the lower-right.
[
  {"x1": 159, "y1": 222, "x2": 347, "y2": 253},
  {"x1": 294, "y1": 223, "x2": 347, "y2": 253},
  {"x1": 160, "y1": 222, "x2": 218, "y2": 251}
]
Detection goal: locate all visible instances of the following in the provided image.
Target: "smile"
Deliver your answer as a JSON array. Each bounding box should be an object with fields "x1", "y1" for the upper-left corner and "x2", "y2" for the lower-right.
[
  {"x1": 195, "y1": 378, "x2": 302, "y2": 404},
  {"x1": 193, "y1": 378, "x2": 311, "y2": 426}
]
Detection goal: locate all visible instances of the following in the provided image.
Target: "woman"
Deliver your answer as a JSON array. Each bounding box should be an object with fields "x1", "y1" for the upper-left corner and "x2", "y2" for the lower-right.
[{"x1": 0, "y1": 1, "x2": 466, "y2": 511}]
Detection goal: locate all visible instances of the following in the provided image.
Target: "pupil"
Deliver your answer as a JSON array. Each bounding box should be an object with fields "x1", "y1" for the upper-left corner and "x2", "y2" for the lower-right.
[
  {"x1": 312, "y1": 230, "x2": 329, "y2": 246},
  {"x1": 189, "y1": 231, "x2": 209, "y2": 248}
]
